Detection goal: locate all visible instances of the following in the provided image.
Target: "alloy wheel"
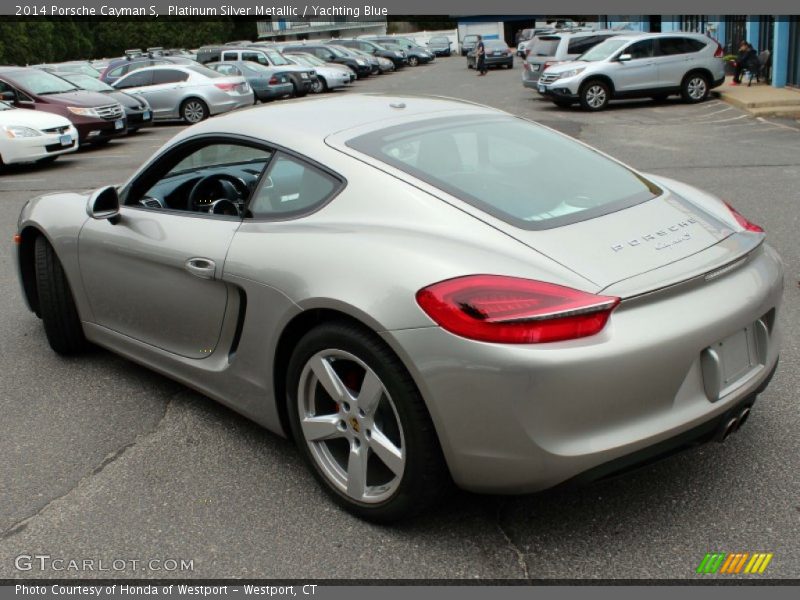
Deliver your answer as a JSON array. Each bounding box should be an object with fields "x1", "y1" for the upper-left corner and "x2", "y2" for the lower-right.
[
  {"x1": 297, "y1": 349, "x2": 405, "y2": 504},
  {"x1": 183, "y1": 100, "x2": 206, "y2": 123},
  {"x1": 687, "y1": 77, "x2": 707, "y2": 100},
  {"x1": 585, "y1": 85, "x2": 607, "y2": 109}
]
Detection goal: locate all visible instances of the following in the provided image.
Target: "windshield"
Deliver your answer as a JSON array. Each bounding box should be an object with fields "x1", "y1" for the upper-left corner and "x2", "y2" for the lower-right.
[
  {"x1": 294, "y1": 53, "x2": 324, "y2": 67},
  {"x1": 11, "y1": 70, "x2": 78, "y2": 95},
  {"x1": 528, "y1": 36, "x2": 561, "y2": 56},
  {"x1": 486, "y1": 41, "x2": 508, "y2": 50},
  {"x1": 265, "y1": 50, "x2": 290, "y2": 66},
  {"x1": 578, "y1": 38, "x2": 628, "y2": 61},
  {"x1": 60, "y1": 73, "x2": 113, "y2": 92},
  {"x1": 347, "y1": 116, "x2": 660, "y2": 230}
]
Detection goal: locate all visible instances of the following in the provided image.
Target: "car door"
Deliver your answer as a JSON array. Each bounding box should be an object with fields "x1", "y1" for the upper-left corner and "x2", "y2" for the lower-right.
[
  {"x1": 611, "y1": 39, "x2": 658, "y2": 92},
  {"x1": 78, "y1": 138, "x2": 273, "y2": 359},
  {"x1": 139, "y1": 69, "x2": 190, "y2": 119},
  {"x1": 654, "y1": 37, "x2": 693, "y2": 88}
]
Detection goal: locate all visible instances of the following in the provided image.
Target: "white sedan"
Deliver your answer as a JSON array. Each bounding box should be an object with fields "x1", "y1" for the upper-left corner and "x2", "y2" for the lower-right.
[{"x1": 0, "y1": 101, "x2": 77, "y2": 165}]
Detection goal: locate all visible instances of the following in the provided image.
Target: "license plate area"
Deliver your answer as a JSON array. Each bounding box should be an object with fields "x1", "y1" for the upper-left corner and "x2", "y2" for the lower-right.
[
  {"x1": 114, "y1": 119, "x2": 124, "y2": 130},
  {"x1": 538, "y1": 84, "x2": 546, "y2": 93},
  {"x1": 59, "y1": 134, "x2": 72, "y2": 147},
  {"x1": 701, "y1": 323, "x2": 767, "y2": 402}
]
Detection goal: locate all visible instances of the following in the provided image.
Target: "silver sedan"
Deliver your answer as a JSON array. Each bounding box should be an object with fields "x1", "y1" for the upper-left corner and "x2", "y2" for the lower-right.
[
  {"x1": 15, "y1": 95, "x2": 783, "y2": 522},
  {"x1": 112, "y1": 64, "x2": 253, "y2": 123}
]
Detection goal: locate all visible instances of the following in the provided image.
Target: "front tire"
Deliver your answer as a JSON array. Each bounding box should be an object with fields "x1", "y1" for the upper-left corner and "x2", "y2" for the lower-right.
[
  {"x1": 681, "y1": 72, "x2": 709, "y2": 103},
  {"x1": 180, "y1": 98, "x2": 208, "y2": 124},
  {"x1": 579, "y1": 80, "x2": 610, "y2": 111},
  {"x1": 408, "y1": 56, "x2": 419, "y2": 67},
  {"x1": 310, "y1": 77, "x2": 327, "y2": 94},
  {"x1": 292, "y1": 82, "x2": 308, "y2": 98},
  {"x1": 286, "y1": 321, "x2": 446, "y2": 522},
  {"x1": 34, "y1": 236, "x2": 87, "y2": 355}
]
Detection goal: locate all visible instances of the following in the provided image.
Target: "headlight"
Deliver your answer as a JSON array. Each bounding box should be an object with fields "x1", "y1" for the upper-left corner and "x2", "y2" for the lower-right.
[
  {"x1": 557, "y1": 68, "x2": 586, "y2": 79},
  {"x1": 356, "y1": 59, "x2": 367, "y2": 66},
  {"x1": 67, "y1": 106, "x2": 100, "y2": 118},
  {"x1": 3, "y1": 125, "x2": 41, "y2": 138},
  {"x1": 394, "y1": 51, "x2": 403, "y2": 57}
]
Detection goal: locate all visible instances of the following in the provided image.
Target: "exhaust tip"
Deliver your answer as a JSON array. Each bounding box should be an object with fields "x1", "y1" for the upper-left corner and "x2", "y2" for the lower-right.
[
  {"x1": 736, "y1": 407, "x2": 751, "y2": 431},
  {"x1": 717, "y1": 417, "x2": 739, "y2": 443}
]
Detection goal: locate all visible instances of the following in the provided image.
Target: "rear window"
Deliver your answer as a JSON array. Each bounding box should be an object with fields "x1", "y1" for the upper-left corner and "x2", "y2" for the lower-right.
[
  {"x1": 528, "y1": 36, "x2": 561, "y2": 57},
  {"x1": 346, "y1": 116, "x2": 661, "y2": 230}
]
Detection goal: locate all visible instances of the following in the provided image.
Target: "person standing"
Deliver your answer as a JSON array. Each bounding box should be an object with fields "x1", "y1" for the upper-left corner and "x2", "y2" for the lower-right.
[{"x1": 476, "y1": 35, "x2": 487, "y2": 76}]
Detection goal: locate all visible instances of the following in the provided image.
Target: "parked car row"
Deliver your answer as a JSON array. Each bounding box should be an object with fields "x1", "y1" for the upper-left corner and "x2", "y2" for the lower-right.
[
  {"x1": 520, "y1": 30, "x2": 726, "y2": 111},
  {"x1": 0, "y1": 37, "x2": 442, "y2": 169}
]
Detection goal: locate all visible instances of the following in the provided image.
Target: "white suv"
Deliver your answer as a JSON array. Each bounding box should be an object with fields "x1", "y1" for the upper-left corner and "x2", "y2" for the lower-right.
[{"x1": 536, "y1": 32, "x2": 726, "y2": 110}]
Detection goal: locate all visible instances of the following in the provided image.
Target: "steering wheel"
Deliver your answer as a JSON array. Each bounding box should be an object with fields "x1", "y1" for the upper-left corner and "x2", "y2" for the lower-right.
[{"x1": 187, "y1": 173, "x2": 249, "y2": 212}]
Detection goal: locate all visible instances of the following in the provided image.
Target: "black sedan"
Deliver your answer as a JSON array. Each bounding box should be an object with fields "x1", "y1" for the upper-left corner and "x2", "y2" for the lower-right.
[
  {"x1": 427, "y1": 36, "x2": 453, "y2": 57},
  {"x1": 467, "y1": 40, "x2": 514, "y2": 69},
  {"x1": 54, "y1": 72, "x2": 153, "y2": 132}
]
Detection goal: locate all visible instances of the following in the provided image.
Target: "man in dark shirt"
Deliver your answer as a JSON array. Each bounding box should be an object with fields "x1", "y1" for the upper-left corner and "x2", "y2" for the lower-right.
[
  {"x1": 476, "y1": 36, "x2": 487, "y2": 76},
  {"x1": 732, "y1": 41, "x2": 758, "y2": 85}
]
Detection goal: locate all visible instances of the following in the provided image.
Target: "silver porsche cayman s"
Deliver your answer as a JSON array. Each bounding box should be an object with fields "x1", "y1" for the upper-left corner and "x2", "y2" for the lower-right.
[{"x1": 15, "y1": 95, "x2": 783, "y2": 521}]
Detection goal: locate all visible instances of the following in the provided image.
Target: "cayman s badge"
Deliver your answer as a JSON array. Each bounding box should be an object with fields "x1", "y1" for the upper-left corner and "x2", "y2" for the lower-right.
[{"x1": 611, "y1": 218, "x2": 698, "y2": 252}]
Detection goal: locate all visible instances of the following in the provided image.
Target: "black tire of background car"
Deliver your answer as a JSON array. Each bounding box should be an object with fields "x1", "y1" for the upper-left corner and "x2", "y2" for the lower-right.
[
  {"x1": 286, "y1": 321, "x2": 449, "y2": 523},
  {"x1": 408, "y1": 56, "x2": 419, "y2": 67},
  {"x1": 680, "y1": 72, "x2": 710, "y2": 104},
  {"x1": 311, "y1": 77, "x2": 327, "y2": 94},
  {"x1": 292, "y1": 81, "x2": 308, "y2": 98},
  {"x1": 34, "y1": 235, "x2": 88, "y2": 355},
  {"x1": 553, "y1": 100, "x2": 573, "y2": 108},
  {"x1": 180, "y1": 98, "x2": 209, "y2": 123},
  {"x1": 579, "y1": 80, "x2": 610, "y2": 111},
  {"x1": 36, "y1": 156, "x2": 59, "y2": 164}
]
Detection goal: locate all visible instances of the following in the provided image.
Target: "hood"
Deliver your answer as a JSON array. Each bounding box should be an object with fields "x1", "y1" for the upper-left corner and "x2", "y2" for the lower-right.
[
  {"x1": 0, "y1": 107, "x2": 73, "y2": 130},
  {"x1": 32, "y1": 89, "x2": 121, "y2": 107},
  {"x1": 543, "y1": 60, "x2": 586, "y2": 73},
  {"x1": 107, "y1": 90, "x2": 149, "y2": 110}
]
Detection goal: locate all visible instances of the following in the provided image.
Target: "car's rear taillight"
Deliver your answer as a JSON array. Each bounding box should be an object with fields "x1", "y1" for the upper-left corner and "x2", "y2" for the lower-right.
[
  {"x1": 214, "y1": 82, "x2": 236, "y2": 92},
  {"x1": 268, "y1": 76, "x2": 279, "y2": 84},
  {"x1": 724, "y1": 201, "x2": 764, "y2": 233},
  {"x1": 714, "y1": 42, "x2": 724, "y2": 58},
  {"x1": 416, "y1": 275, "x2": 620, "y2": 344}
]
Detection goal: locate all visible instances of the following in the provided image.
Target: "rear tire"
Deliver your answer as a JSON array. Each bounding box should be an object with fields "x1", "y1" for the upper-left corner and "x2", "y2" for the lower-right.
[
  {"x1": 292, "y1": 82, "x2": 308, "y2": 98},
  {"x1": 408, "y1": 56, "x2": 419, "y2": 67},
  {"x1": 286, "y1": 321, "x2": 447, "y2": 523},
  {"x1": 310, "y1": 77, "x2": 327, "y2": 94},
  {"x1": 34, "y1": 236, "x2": 87, "y2": 355},
  {"x1": 681, "y1": 72, "x2": 710, "y2": 103},
  {"x1": 180, "y1": 98, "x2": 209, "y2": 124},
  {"x1": 579, "y1": 80, "x2": 610, "y2": 111}
]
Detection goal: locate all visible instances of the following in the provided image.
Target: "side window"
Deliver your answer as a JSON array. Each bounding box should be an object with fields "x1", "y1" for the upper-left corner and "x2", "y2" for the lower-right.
[
  {"x1": 242, "y1": 52, "x2": 268, "y2": 65},
  {"x1": 658, "y1": 37, "x2": 689, "y2": 56},
  {"x1": 152, "y1": 69, "x2": 188, "y2": 85},
  {"x1": 108, "y1": 65, "x2": 129, "y2": 78},
  {"x1": 115, "y1": 70, "x2": 154, "y2": 89},
  {"x1": 222, "y1": 52, "x2": 238, "y2": 61},
  {"x1": 626, "y1": 39, "x2": 654, "y2": 60},
  {"x1": 567, "y1": 36, "x2": 599, "y2": 55},
  {"x1": 129, "y1": 141, "x2": 273, "y2": 215},
  {"x1": 250, "y1": 154, "x2": 339, "y2": 218},
  {"x1": 685, "y1": 38, "x2": 707, "y2": 53}
]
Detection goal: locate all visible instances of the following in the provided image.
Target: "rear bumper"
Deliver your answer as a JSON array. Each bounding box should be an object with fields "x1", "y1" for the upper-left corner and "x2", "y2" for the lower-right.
[
  {"x1": 210, "y1": 92, "x2": 255, "y2": 115},
  {"x1": 382, "y1": 243, "x2": 784, "y2": 493}
]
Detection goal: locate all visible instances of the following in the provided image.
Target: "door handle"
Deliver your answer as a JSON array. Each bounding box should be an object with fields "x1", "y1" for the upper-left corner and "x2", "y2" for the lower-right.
[{"x1": 185, "y1": 257, "x2": 216, "y2": 280}]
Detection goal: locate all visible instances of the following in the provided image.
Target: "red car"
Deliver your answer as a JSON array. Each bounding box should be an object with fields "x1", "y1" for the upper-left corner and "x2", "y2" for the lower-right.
[{"x1": 0, "y1": 66, "x2": 127, "y2": 145}]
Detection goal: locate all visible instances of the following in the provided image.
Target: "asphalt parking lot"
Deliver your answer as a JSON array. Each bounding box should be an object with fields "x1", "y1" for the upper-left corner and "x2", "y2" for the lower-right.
[{"x1": 1, "y1": 56, "x2": 799, "y2": 580}]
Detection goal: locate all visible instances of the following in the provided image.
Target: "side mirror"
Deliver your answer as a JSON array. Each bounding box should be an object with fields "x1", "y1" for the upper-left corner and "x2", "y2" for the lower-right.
[
  {"x1": 618, "y1": 53, "x2": 632, "y2": 62},
  {"x1": 87, "y1": 185, "x2": 121, "y2": 224},
  {"x1": 1, "y1": 90, "x2": 16, "y2": 102}
]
